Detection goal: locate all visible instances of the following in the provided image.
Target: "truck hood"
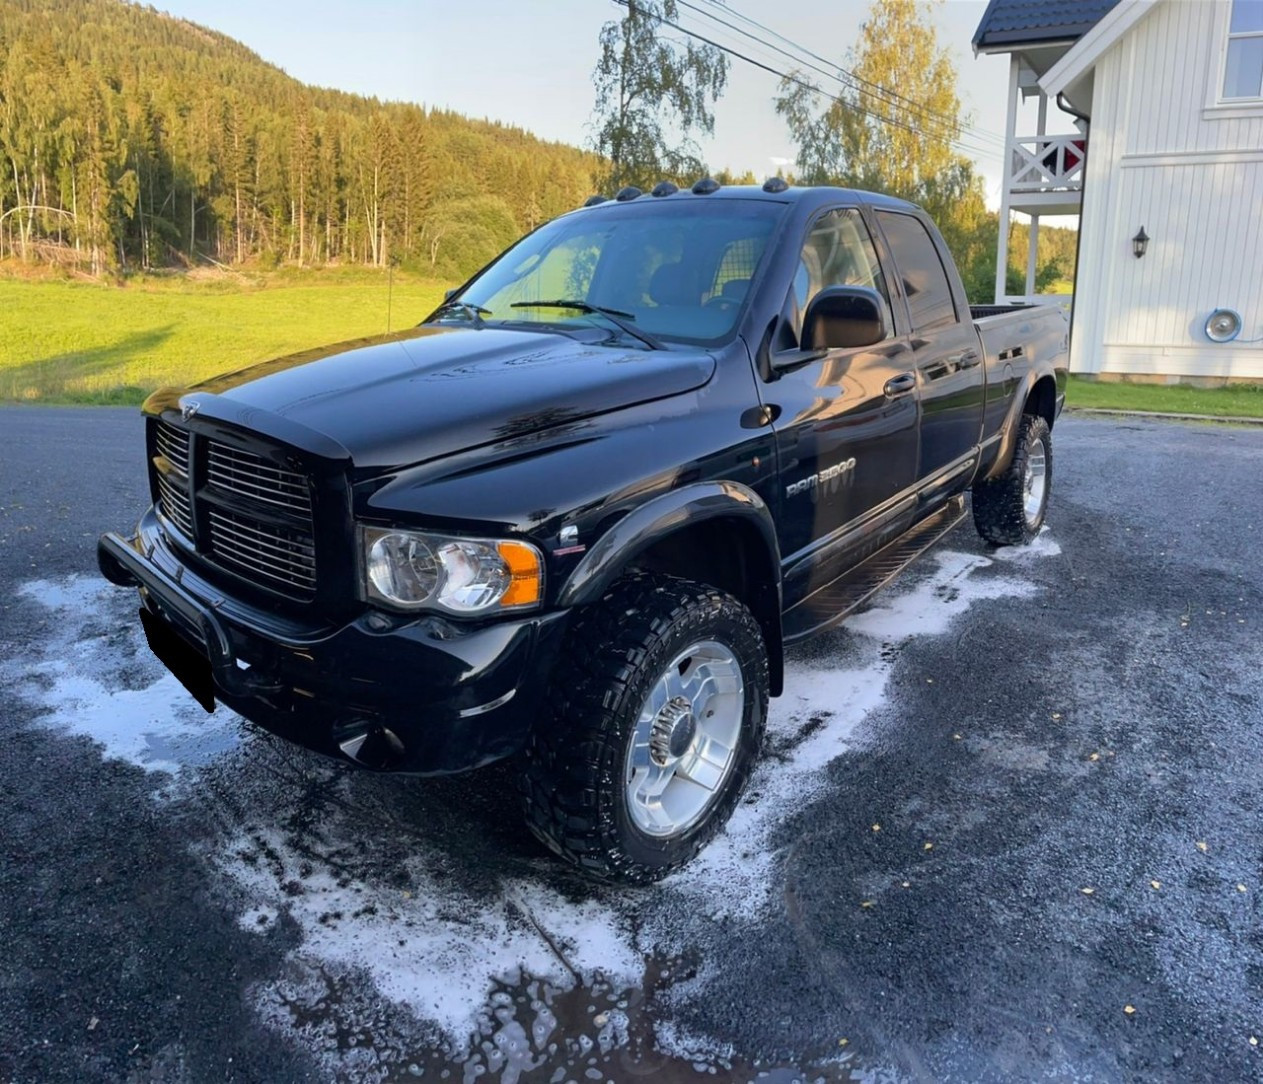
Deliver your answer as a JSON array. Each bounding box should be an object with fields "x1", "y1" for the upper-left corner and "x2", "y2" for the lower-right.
[{"x1": 184, "y1": 325, "x2": 716, "y2": 470}]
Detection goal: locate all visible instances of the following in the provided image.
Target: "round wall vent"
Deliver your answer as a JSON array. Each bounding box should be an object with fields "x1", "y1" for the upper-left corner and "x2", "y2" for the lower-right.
[{"x1": 1205, "y1": 308, "x2": 1243, "y2": 343}]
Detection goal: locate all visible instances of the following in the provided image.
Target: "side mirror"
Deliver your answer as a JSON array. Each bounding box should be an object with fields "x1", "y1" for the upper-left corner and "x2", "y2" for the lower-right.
[{"x1": 802, "y1": 286, "x2": 889, "y2": 351}]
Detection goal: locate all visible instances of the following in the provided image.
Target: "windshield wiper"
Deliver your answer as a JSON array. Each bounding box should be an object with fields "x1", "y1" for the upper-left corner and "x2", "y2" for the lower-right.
[
  {"x1": 509, "y1": 299, "x2": 663, "y2": 350},
  {"x1": 429, "y1": 298, "x2": 491, "y2": 328}
]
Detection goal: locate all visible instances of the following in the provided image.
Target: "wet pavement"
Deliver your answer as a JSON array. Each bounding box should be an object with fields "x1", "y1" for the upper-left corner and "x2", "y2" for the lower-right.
[{"x1": 1, "y1": 407, "x2": 1260, "y2": 1083}]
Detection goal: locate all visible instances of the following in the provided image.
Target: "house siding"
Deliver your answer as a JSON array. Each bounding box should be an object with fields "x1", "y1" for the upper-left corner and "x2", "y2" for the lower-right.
[{"x1": 1071, "y1": 0, "x2": 1263, "y2": 379}]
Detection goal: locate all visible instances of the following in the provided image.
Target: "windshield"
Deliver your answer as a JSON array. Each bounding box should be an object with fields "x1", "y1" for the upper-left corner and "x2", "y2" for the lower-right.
[{"x1": 439, "y1": 199, "x2": 786, "y2": 346}]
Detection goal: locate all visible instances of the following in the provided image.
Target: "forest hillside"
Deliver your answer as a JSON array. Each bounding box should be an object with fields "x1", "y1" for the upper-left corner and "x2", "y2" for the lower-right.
[{"x1": 0, "y1": 0, "x2": 602, "y2": 278}]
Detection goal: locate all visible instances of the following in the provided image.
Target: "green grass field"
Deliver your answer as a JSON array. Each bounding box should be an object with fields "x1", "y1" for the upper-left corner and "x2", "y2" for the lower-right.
[
  {"x1": 1067, "y1": 375, "x2": 1263, "y2": 418},
  {"x1": 4, "y1": 271, "x2": 1261, "y2": 419},
  {"x1": 0, "y1": 269, "x2": 448, "y2": 404}
]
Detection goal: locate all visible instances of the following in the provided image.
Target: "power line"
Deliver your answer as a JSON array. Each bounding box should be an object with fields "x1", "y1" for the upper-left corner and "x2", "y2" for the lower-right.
[
  {"x1": 612, "y1": 0, "x2": 1003, "y2": 162},
  {"x1": 682, "y1": 0, "x2": 1007, "y2": 151},
  {"x1": 618, "y1": 0, "x2": 1003, "y2": 161},
  {"x1": 695, "y1": 0, "x2": 1008, "y2": 150}
]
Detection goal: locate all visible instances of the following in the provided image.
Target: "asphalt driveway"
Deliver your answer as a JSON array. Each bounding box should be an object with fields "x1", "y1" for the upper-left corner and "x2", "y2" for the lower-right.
[{"x1": 1, "y1": 408, "x2": 1260, "y2": 1083}]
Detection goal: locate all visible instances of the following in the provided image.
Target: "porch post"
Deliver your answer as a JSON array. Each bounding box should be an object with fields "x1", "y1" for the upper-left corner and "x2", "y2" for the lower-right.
[{"x1": 994, "y1": 55, "x2": 1021, "y2": 303}]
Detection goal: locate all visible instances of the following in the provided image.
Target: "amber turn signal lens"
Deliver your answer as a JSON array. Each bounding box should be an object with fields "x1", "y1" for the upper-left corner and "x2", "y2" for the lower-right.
[{"x1": 497, "y1": 540, "x2": 543, "y2": 608}]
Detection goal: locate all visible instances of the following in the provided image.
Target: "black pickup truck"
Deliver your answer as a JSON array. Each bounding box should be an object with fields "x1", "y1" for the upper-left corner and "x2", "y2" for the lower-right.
[{"x1": 99, "y1": 179, "x2": 1068, "y2": 882}]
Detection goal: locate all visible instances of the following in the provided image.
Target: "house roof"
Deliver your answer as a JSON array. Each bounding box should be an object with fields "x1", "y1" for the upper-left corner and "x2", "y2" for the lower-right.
[{"x1": 972, "y1": 0, "x2": 1124, "y2": 50}]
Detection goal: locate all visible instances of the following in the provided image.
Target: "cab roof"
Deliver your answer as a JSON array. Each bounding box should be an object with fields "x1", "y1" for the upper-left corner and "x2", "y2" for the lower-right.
[{"x1": 574, "y1": 182, "x2": 921, "y2": 217}]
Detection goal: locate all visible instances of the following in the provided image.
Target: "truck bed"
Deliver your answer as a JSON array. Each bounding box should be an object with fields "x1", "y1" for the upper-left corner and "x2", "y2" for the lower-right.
[{"x1": 969, "y1": 303, "x2": 1038, "y2": 320}]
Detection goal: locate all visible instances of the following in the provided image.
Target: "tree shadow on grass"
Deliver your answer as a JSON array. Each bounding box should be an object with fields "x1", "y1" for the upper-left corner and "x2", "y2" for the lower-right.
[{"x1": 1, "y1": 325, "x2": 176, "y2": 403}]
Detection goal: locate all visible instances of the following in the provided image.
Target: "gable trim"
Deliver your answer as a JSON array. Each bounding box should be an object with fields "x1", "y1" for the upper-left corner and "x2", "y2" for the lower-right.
[{"x1": 1040, "y1": 0, "x2": 1160, "y2": 99}]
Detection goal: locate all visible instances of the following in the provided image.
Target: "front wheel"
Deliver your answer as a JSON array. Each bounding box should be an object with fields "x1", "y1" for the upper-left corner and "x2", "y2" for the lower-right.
[
  {"x1": 520, "y1": 573, "x2": 768, "y2": 883},
  {"x1": 972, "y1": 413, "x2": 1052, "y2": 545}
]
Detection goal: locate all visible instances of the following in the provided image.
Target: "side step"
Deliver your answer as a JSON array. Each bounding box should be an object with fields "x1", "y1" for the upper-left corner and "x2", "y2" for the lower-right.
[{"x1": 783, "y1": 496, "x2": 968, "y2": 644}]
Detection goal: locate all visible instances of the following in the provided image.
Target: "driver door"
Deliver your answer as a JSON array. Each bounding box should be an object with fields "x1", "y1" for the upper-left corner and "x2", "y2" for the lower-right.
[{"x1": 764, "y1": 207, "x2": 920, "y2": 613}]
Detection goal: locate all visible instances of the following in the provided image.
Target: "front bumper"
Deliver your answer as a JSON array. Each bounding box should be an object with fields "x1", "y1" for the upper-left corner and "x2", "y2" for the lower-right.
[{"x1": 97, "y1": 512, "x2": 570, "y2": 774}]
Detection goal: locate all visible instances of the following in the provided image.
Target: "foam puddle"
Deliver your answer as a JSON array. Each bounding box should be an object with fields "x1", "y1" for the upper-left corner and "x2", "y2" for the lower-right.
[
  {"x1": 9, "y1": 576, "x2": 242, "y2": 775},
  {"x1": 12, "y1": 537, "x2": 1054, "y2": 1080}
]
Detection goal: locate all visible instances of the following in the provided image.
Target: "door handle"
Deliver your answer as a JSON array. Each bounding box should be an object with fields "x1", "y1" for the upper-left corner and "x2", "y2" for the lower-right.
[
  {"x1": 884, "y1": 372, "x2": 917, "y2": 397},
  {"x1": 953, "y1": 350, "x2": 981, "y2": 370}
]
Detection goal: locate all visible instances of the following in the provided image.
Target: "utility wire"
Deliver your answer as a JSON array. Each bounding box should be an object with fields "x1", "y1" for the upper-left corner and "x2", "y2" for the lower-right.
[
  {"x1": 679, "y1": 0, "x2": 1007, "y2": 151},
  {"x1": 694, "y1": 0, "x2": 1008, "y2": 150},
  {"x1": 613, "y1": 0, "x2": 1002, "y2": 162}
]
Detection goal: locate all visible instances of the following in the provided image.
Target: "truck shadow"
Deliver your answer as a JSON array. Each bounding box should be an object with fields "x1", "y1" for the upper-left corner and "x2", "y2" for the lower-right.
[{"x1": 1, "y1": 325, "x2": 175, "y2": 401}]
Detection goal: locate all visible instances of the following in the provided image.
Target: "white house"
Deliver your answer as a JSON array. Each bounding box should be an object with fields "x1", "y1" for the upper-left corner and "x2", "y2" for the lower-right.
[{"x1": 975, "y1": 0, "x2": 1263, "y2": 383}]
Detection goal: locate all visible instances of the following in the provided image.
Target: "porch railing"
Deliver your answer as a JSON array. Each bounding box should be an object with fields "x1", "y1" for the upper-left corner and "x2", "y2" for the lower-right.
[{"x1": 1009, "y1": 135, "x2": 1086, "y2": 192}]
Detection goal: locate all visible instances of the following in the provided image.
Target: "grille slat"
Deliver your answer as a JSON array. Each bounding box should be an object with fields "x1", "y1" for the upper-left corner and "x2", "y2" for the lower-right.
[
  {"x1": 155, "y1": 421, "x2": 190, "y2": 475},
  {"x1": 207, "y1": 505, "x2": 317, "y2": 597},
  {"x1": 210, "y1": 538, "x2": 315, "y2": 586},
  {"x1": 156, "y1": 471, "x2": 194, "y2": 538},
  {"x1": 210, "y1": 536, "x2": 314, "y2": 579},
  {"x1": 210, "y1": 537, "x2": 315, "y2": 583},
  {"x1": 206, "y1": 442, "x2": 312, "y2": 517},
  {"x1": 208, "y1": 510, "x2": 316, "y2": 566},
  {"x1": 208, "y1": 462, "x2": 309, "y2": 491},
  {"x1": 207, "y1": 469, "x2": 309, "y2": 509}
]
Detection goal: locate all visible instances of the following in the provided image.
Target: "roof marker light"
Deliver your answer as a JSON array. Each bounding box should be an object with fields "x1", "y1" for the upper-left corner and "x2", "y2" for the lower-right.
[
  {"x1": 615, "y1": 186, "x2": 643, "y2": 201},
  {"x1": 691, "y1": 177, "x2": 720, "y2": 195},
  {"x1": 650, "y1": 181, "x2": 679, "y2": 197}
]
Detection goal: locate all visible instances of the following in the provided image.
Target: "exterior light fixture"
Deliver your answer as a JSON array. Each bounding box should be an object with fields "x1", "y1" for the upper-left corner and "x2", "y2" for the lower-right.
[
  {"x1": 1132, "y1": 226, "x2": 1149, "y2": 258},
  {"x1": 1205, "y1": 308, "x2": 1243, "y2": 343}
]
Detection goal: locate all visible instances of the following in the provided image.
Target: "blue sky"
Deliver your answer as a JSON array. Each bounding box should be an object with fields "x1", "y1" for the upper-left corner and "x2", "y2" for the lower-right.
[{"x1": 148, "y1": 0, "x2": 1074, "y2": 209}]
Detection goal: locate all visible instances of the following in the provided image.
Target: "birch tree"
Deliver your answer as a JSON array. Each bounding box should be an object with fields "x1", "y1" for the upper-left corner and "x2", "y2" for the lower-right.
[{"x1": 590, "y1": 0, "x2": 728, "y2": 191}]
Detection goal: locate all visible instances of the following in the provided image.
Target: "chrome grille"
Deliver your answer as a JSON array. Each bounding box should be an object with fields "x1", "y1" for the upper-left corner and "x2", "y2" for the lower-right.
[
  {"x1": 207, "y1": 508, "x2": 317, "y2": 596},
  {"x1": 153, "y1": 420, "x2": 194, "y2": 538},
  {"x1": 207, "y1": 442, "x2": 312, "y2": 516},
  {"x1": 154, "y1": 420, "x2": 190, "y2": 475},
  {"x1": 156, "y1": 470, "x2": 194, "y2": 538}
]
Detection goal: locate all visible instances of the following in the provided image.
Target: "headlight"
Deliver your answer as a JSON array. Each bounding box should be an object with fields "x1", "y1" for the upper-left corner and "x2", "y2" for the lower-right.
[{"x1": 361, "y1": 526, "x2": 543, "y2": 615}]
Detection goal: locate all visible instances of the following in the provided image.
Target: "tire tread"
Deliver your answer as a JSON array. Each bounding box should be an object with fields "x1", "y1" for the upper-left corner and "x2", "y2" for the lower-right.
[
  {"x1": 520, "y1": 572, "x2": 767, "y2": 883},
  {"x1": 972, "y1": 413, "x2": 1052, "y2": 546}
]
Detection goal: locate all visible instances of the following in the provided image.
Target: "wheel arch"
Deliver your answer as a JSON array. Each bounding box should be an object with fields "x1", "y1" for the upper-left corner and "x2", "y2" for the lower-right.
[
  {"x1": 982, "y1": 369, "x2": 1059, "y2": 482},
  {"x1": 557, "y1": 482, "x2": 785, "y2": 695}
]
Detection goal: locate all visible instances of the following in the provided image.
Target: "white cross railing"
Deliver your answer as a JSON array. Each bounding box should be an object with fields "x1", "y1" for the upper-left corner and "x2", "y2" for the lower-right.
[{"x1": 1009, "y1": 134, "x2": 1086, "y2": 192}]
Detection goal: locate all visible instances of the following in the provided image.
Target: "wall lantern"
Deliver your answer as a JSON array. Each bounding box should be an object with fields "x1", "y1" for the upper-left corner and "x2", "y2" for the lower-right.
[{"x1": 1131, "y1": 226, "x2": 1149, "y2": 258}]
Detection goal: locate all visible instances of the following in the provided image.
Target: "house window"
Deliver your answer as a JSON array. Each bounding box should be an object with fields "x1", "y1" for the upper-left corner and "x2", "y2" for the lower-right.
[{"x1": 1224, "y1": 0, "x2": 1263, "y2": 100}]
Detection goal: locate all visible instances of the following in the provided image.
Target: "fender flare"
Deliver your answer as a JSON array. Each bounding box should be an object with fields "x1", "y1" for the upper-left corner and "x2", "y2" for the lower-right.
[
  {"x1": 985, "y1": 367, "x2": 1058, "y2": 482},
  {"x1": 557, "y1": 481, "x2": 784, "y2": 694}
]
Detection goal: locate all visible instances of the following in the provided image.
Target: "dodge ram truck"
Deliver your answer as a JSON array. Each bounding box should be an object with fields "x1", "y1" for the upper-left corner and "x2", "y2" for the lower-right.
[{"x1": 99, "y1": 178, "x2": 1069, "y2": 882}]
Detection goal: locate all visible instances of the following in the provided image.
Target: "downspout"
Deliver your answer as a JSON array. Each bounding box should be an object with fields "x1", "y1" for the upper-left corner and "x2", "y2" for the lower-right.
[{"x1": 1057, "y1": 92, "x2": 1090, "y2": 124}]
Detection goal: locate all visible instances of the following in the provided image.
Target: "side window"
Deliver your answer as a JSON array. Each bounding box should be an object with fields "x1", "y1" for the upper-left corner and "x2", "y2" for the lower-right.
[
  {"x1": 1224, "y1": 0, "x2": 1263, "y2": 100},
  {"x1": 792, "y1": 208, "x2": 890, "y2": 336},
  {"x1": 876, "y1": 211, "x2": 958, "y2": 333}
]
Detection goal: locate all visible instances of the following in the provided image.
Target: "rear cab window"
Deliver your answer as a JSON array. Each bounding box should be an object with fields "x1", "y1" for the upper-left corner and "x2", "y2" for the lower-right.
[{"x1": 875, "y1": 211, "x2": 959, "y2": 334}]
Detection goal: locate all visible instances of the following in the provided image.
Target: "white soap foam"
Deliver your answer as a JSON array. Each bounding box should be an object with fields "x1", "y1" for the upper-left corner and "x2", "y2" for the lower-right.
[
  {"x1": 11, "y1": 576, "x2": 241, "y2": 773},
  {"x1": 990, "y1": 526, "x2": 1063, "y2": 563}
]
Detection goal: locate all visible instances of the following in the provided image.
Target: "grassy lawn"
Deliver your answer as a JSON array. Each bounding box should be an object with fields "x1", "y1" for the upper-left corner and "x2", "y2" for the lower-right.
[
  {"x1": 0, "y1": 268, "x2": 448, "y2": 404},
  {"x1": 1068, "y1": 375, "x2": 1263, "y2": 418},
  {"x1": 4, "y1": 269, "x2": 1261, "y2": 420}
]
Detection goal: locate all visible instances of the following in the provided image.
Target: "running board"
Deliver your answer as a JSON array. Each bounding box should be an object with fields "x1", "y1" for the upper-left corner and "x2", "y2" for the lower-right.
[{"x1": 783, "y1": 496, "x2": 968, "y2": 644}]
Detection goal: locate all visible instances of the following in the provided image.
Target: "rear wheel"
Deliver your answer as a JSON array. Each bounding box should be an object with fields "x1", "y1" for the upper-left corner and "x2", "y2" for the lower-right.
[
  {"x1": 972, "y1": 413, "x2": 1052, "y2": 545},
  {"x1": 520, "y1": 573, "x2": 768, "y2": 883}
]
